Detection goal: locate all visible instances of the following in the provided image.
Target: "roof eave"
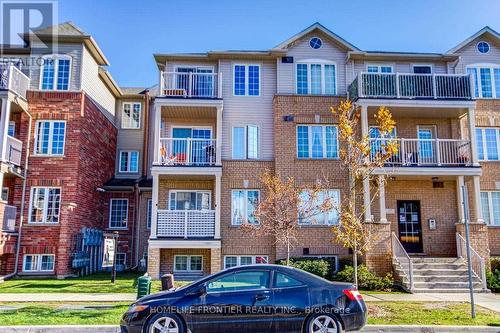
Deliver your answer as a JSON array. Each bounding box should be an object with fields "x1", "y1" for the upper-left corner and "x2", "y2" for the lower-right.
[
  {"x1": 446, "y1": 26, "x2": 500, "y2": 54},
  {"x1": 347, "y1": 51, "x2": 459, "y2": 62}
]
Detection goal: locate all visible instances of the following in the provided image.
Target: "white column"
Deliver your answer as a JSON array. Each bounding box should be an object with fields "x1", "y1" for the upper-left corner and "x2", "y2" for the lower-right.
[
  {"x1": 467, "y1": 107, "x2": 479, "y2": 166},
  {"x1": 153, "y1": 104, "x2": 161, "y2": 165},
  {"x1": 0, "y1": 172, "x2": 4, "y2": 202},
  {"x1": 363, "y1": 177, "x2": 372, "y2": 222},
  {"x1": 0, "y1": 98, "x2": 11, "y2": 162},
  {"x1": 378, "y1": 175, "x2": 387, "y2": 223},
  {"x1": 150, "y1": 173, "x2": 159, "y2": 238},
  {"x1": 456, "y1": 176, "x2": 465, "y2": 223},
  {"x1": 214, "y1": 173, "x2": 221, "y2": 239},
  {"x1": 472, "y1": 175, "x2": 484, "y2": 223},
  {"x1": 360, "y1": 104, "x2": 368, "y2": 137},
  {"x1": 216, "y1": 106, "x2": 223, "y2": 165}
]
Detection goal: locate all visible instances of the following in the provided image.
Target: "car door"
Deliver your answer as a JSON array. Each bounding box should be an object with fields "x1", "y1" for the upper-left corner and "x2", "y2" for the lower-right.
[
  {"x1": 271, "y1": 271, "x2": 310, "y2": 333},
  {"x1": 189, "y1": 269, "x2": 274, "y2": 333}
]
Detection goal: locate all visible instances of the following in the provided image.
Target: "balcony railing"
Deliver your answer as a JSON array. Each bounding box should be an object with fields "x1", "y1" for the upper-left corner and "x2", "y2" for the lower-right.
[
  {"x1": 6, "y1": 135, "x2": 22, "y2": 166},
  {"x1": 158, "y1": 138, "x2": 218, "y2": 166},
  {"x1": 157, "y1": 210, "x2": 215, "y2": 238},
  {"x1": 160, "y1": 71, "x2": 222, "y2": 98},
  {"x1": 0, "y1": 64, "x2": 30, "y2": 99},
  {"x1": 348, "y1": 73, "x2": 473, "y2": 100},
  {"x1": 2, "y1": 205, "x2": 16, "y2": 232},
  {"x1": 370, "y1": 138, "x2": 472, "y2": 166}
]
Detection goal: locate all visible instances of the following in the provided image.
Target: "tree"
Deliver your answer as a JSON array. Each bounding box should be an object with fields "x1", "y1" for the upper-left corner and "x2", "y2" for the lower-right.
[
  {"x1": 242, "y1": 170, "x2": 333, "y2": 265},
  {"x1": 331, "y1": 100, "x2": 397, "y2": 288}
]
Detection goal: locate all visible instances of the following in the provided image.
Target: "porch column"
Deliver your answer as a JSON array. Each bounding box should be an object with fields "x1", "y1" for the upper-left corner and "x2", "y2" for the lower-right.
[
  {"x1": 150, "y1": 173, "x2": 159, "y2": 238},
  {"x1": 216, "y1": 106, "x2": 223, "y2": 165},
  {"x1": 363, "y1": 177, "x2": 372, "y2": 222},
  {"x1": 378, "y1": 175, "x2": 387, "y2": 223},
  {"x1": 0, "y1": 98, "x2": 11, "y2": 162},
  {"x1": 467, "y1": 107, "x2": 479, "y2": 166},
  {"x1": 153, "y1": 104, "x2": 161, "y2": 165},
  {"x1": 214, "y1": 173, "x2": 221, "y2": 239},
  {"x1": 456, "y1": 176, "x2": 465, "y2": 223},
  {"x1": 360, "y1": 104, "x2": 369, "y2": 137},
  {"x1": 472, "y1": 176, "x2": 484, "y2": 223}
]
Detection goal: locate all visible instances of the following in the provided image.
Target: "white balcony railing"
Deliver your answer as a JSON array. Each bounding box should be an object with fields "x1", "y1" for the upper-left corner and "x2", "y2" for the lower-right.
[
  {"x1": 2, "y1": 205, "x2": 16, "y2": 232},
  {"x1": 160, "y1": 71, "x2": 222, "y2": 98},
  {"x1": 6, "y1": 135, "x2": 22, "y2": 166},
  {"x1": 456, "y1": 233, "x2": 487, "y2": 290},
  {"x1": 369, "y1": 138, "x2": 472, "y2": 166},
  {"x1": 157, "y1": 210, "x2": 215, "y2": 238},
  {"x1": 158, "y1": 138, "x2": 217, "y2": 166},
  {"x1": 348, "y1": 73, "x2": 473, "y2": 100},
  {"x1": 0, "y1": 64, "x2": 30, "y2": 99}
]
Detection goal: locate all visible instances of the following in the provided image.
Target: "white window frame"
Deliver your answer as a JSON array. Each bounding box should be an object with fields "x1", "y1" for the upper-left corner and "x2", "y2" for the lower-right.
[
  {"x1": 365, "y1": 63, "x2": 394, "y2": 73},
  {"x1": 295, "y1": 60, "x2": 337, "y2": 95},
  {"x1": 223, "y1": 255, "x2": 269, "y2": 269},
  {"x1": 121, "y1": 102, "x2": 142, "y2": 129},
  {"x1": 109, "y1": 198, "x2": 128, "y2": 229},
  {"x1": 28, "y1": 186, "x2": 62, "y2": 224},
  {"x1": 296, "y1": 124, "x2": 339, "y2": 159},
  {"x1": 477, "y1": 41, "x2": 490, "y2": 54},
  {"x1": 1, "y1": 187, "x2": 8, "y2": 202},
  {"x1": 481, "y1": 191, "x2": 500, "y2": 226},
  {"x1": 174, "y1": 255, "x2": 203, "y2": 272},
  {"x1": 39, "y1": 54, "x2": 72, "y2": 91},
  {"x1": 147, "y1": 199, "x2": 152, "y2": 229},
  {"x1": 115, "y1": 252, "x2": 127, "y2": 266},
  {"x1": 231, "y1": 125, "x2": 260, "y2": 159},
  {"x1": 33, "y1": 120, "x2": 67, "y2": 156},
  {"x1": 410, "y1": 64, "x2": 433, "y2": 74},
  {"x1": 8, "y1": 121, "x2": 15, "y2": 137},
  {"x1": 231, "y1": 189, "x2": 261, "y2": 225},
  {"x1": 476, "y1": 127, "x2": 500, "y2": 161},
  {"x1": 119, "y1": 150, "x2": 139, "y2": 173},
  {"x1": 466, "y1": 64, "x2": 500, "y2": 98},
  {"x1": 168, "y1": 190, "x2": 212, "y2": 211},
  {"x1": 298, "y1": 189, "x2": 341, "y2": 226},
  {"x1": 232, "y1": 63, "x2": 261, "y2": 97},
  {"x1": 22, "y1": 254, "x2": 55, "y2": 272}
]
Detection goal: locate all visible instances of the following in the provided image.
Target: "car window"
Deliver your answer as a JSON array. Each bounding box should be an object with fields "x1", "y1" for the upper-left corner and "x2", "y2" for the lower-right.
[
  {"x1": 274, "y1": 272, "x2": 304, "y2": 288},
  {"x1": 207, "y1": 270, "x2": 270, "y2": 292}
]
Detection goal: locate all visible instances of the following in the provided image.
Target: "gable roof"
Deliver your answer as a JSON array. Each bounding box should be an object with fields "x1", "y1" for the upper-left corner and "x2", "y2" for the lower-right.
[
  {"x1": 273, "y1": 22, "x2": 360, "y2": 51},
  {"x1": 447, "y1": 26, "x2": 500, "y2": 53}
]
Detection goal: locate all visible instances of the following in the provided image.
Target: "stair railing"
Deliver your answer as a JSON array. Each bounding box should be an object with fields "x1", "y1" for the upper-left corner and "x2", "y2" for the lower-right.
[
  {"x1": 391, "y1": 232, "x2": 414, "y2": 291},
  {"x1": 456, "y1": 233, "x2": 487, "y2": 290}
]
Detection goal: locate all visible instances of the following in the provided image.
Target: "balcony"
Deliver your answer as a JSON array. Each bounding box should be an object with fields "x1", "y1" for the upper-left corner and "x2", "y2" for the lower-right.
[
  {"x1": 158, "y1": 138, "x2": 218, "y2": 166},
  {"x1": 349, "y1": 73, "x2": 473, "y2": 101},
  {"x1": 0, "y1": 64, "x2": 29, "y2": 99},
  {"x1": 160, "y1": 71, "x2": 222, "y2": 99},
  {"x1": 6, "y1": 135, "x2": 22, "y2": 166},
  {"x1": 157, "y1": 210, "x2": 215, "y2": 238},
  {"x1": 370, "y1": 138, "x2": 472, "y2": 167}
]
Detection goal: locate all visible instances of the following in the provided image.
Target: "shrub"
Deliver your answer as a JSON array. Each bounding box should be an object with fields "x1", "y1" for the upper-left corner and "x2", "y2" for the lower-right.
[
  {"x1": 487, "y1": 258, "x2": 500, "y2": 293},
  {"x1": 277, "y1": 259, "x2": 331, "y2": 279},
  {"x1": 490, "y1": 257, "x2": 500, "y2": 272},
  {"x1": 334, "y1": 264, "x2": 393, "y2": 291}
]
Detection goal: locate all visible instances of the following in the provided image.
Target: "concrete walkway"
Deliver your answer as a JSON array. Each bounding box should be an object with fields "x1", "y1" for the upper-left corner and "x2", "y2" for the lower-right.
[{"x1": 0, "y1": 293, "x2": 136, "y2": 302}]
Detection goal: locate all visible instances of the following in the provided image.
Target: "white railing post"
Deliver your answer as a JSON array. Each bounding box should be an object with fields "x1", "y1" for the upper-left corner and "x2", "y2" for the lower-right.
[
  {"x1": 480, "y1": 259, "x2": 487, "y2": 290},
  {"x1": 358, "y1": 73, "x2": 363, "y2": 98},
  {"x1": 432, "y1": 74, "x2": 437, "y2": 98},
  {"x1": 218, "y1": 72, "x2": 223, "y2": 98},
  {"x1": 184, "y1": 211, "x2": 188, "y2": 239},
  {"x1": 435, "y1": 139, "x2": 441, "y2": 166},
  {"x1": 409, "y1": 260, "x2": 414, "y2": 291},
  {"x1": 396, "y1": 73, "x2": 400, "y2": 98},
  {"x1": 185, "y1": 138, "x2": 191, "y2": 165},
  {"x1": 188, "y1": 72, "x2": 193, "y2": 97}
]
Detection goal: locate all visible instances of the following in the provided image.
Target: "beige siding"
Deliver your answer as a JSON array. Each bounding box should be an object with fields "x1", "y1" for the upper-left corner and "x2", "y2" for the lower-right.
[{"x1": 453, "y1": 35, "x2": 500, "y2": 73}]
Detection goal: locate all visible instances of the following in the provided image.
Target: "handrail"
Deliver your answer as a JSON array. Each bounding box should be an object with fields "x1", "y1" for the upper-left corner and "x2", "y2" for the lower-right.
[
  {"x1": 160, "y1": 71, "x2": 222, "y2": 98},
  {"x1": 158, "y1": 137, "x2": 217, "y2": 166},
  {"x1": 392, "y1": 232, "x2": 414, "y2": 291},
  {"x1": 456, "y1": 233, "x2": 487, "y2": 290}
]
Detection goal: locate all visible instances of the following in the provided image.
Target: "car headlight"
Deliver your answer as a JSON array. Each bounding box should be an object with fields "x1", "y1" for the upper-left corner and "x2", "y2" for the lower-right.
[{"x1": 127, "y1": 304, "x2": 150, "y2": 314}]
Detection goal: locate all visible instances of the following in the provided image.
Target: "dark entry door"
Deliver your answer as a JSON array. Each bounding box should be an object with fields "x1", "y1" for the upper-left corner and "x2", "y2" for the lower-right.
[{"x1": 397, "y1": 201, "x2": 423, "y2": 253}]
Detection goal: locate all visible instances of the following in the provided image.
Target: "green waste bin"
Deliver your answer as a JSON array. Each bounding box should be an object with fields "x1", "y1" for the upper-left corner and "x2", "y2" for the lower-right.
[{"x1": 137, "y1": 274, "x2": 152, "y2": 299}]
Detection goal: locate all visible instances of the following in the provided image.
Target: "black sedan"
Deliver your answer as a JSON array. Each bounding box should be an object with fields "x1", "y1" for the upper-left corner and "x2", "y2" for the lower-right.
[{"x1": 121, "y1": 264, "x2": 367, "y2": 333}]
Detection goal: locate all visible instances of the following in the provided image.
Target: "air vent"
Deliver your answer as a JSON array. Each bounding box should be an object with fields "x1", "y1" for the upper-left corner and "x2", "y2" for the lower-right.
[
  {"x1": 281, "y1": 56, "x2": 294, "y2": 63},
  {"x1": 283, "y1": 115, "x2": 294, "y2": 122},
  {"x1": 303, "y1": 248, "x2": 310, "y2": 255},
  {"x1": 433, "y1": 181, "x2": 444, "y2": 188}
]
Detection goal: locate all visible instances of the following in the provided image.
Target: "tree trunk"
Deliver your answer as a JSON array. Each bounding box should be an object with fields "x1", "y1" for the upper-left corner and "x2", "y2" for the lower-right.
[
  {"x1": 286, "y1": 236, "x2": 290, "y2": 266},
  {"x1": 353, "y1": 244, "x2": 358, "y2": 289}
]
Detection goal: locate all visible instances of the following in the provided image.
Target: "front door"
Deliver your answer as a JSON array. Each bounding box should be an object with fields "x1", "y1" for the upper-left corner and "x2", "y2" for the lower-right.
[{"x1": 397, "y1": 200, "x2": 423, "y2": 253}]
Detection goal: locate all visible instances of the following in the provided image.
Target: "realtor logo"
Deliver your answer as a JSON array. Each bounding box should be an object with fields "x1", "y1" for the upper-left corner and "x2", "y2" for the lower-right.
[{"x1": 0, "y1": 0, "x2": 58, "y2": 53}]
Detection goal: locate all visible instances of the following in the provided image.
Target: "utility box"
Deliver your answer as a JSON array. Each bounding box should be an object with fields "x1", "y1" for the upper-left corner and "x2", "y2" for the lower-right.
[{"x1": 136, "y1": 274, "x2": 152, "y2": 299}]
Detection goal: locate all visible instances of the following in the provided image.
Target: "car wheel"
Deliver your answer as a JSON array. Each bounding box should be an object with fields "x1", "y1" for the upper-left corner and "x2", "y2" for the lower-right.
[
  {"x1": 146, "y1": 313, "x2": 185, "y2": 333},
  {"x1": 306, "y1": 314, "x2": 342, "y2": 333}
]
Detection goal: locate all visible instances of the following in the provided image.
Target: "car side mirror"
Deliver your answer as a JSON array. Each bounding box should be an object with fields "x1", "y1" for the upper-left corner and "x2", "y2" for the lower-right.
[{"x1": 187, "y1": 285, "x2": 206, "y2": 296}]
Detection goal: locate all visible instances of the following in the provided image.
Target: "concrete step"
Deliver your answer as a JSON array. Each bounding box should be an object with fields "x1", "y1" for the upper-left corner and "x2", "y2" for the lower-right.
[
  {"x1": 411, "y1": 288, "x2": 489, "y2": 293},
  {"x1": 410, "y1": 257, "x2": 463, "y2": 264},
  {"x1": 395, "y1": 268, "x2": 469, "y2": 276},
  {"x1": 410, "y1": 275, "x2": 482, "y2": 283},
  {"x1": 413, "y1": 281, "x2": 484, "y2": 289}
]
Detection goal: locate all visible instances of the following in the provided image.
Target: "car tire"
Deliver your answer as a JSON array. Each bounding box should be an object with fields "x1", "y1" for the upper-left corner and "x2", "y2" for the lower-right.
[
  {"x1": 145, "y1": 313, "x2": 186, "y2": 333},
  {"x1": 305, "y1": 313, "x2": 343, "y2": 333}
]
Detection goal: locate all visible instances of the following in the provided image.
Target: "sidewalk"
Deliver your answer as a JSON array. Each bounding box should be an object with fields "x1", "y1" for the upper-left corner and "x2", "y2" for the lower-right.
[{"x1": 0, "y1": 293, "x2": 136, "y2": 302}]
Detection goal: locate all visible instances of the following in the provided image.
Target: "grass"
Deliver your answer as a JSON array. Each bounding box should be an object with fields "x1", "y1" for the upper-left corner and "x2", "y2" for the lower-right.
[
  {"x1": 0, "y1": 272, "x2": 191, "y2": 294},
  {"x1": 367, "y1": 302, "x2": 500, "y2": 326}
]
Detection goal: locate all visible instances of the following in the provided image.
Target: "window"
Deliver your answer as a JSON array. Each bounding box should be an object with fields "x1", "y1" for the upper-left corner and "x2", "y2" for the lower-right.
[
  {"x1": 23, "y1": 254, "x2": 55, "y2": 272},
  {"x1": 121, "y1": 103, "x2": 141, "y2": 129},
  {"x1": 274, "y1": 272, "x2": 304, "y2": 288},
  {"x1": 481, "y1": 191, "x2": 500, "y2": 225},
  {"x1": 116, "y1": 253, "x2": 126, "y2": 266},
  {"x1": 29, "y1": 187, "x2": 61, "y2": 224},
  {"x1": 296, "y1": 62, "x2": 336, "y2": 95},
  {"x1": 477, "y1": 41, "x2": 490, "y2": 54},
  {"x1": 224, "y1": 255, "x2": 268, "y2": 269},
  {"x1": 174, "y1": 255, "x2": 203, "y2": 272},
  {"x1": 40, "y1": 55, "x2": 71, "y2": 91},
  {"x1": 309, "y1": 37, "x2": 323, "y2": 49},
  {"x1": 476, "y1": 128, "x2": 500, "y2": 161},
  {"x1": 232, "y1": 125, "x2": 259, "y2": 159},
  {"x1": 34, "y1": 121, "x2": 66, "y2": 156},
  {"x1": 8, "y1": 121, "x2": 15, "y2": 137},
  {"x1": 467, "y1": 65, "x2": 500, "y2": 98},
  {"x1": 109, "y1": 199, "x2": 128, "y2": 229},
  {"x1": 119, "y1": 151, "x2": 139, "y2": 173},
  {"x1": 298, "y1": 189, "x2": 340, "y2": 225},
  {"x1": 207, "y1": 270, "x2": 270, "y2": 292},
  {"x1": 147, "y1": 199, "x2": 152, "y2": 229},
  {"x1": 1, "y1": 187, "x2": 8, "y2": 201},
  {"x1": 412, "y1": 65, "x2": 432, "y2": 74},
  {"x1": 296, "y1": 125, "x2": 338, "y2": 159},
  {"x1": 231, "y1": 190, "x2": 260, "y2": 225},
  {"x1": 366, "y1": 65, "x2": 393, "y2": 73},
  {"x1": 233, "y1": 64, "x2": 260, "y2": 96},
  {"x1": 169, "y1": 191, "x2": 210, "y2": 210}
]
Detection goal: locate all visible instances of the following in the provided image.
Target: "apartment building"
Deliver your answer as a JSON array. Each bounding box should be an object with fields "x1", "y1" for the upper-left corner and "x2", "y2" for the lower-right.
[{"x1": 0, "y1": 22, "x2": 498, "y2": 291}]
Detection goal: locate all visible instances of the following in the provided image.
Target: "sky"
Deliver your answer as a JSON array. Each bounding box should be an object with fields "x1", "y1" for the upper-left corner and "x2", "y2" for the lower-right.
[{"x1": 57, "y1": 0, "x2": 500, "y2": 88}]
